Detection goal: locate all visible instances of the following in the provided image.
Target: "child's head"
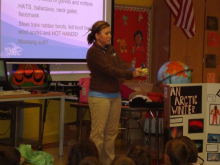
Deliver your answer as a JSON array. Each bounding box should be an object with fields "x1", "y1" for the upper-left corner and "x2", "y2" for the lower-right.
[
  {"x1": 178, "y1": 136, "x2": 198, "y2": 163},
  {"x1": 67, "y1": 139, "x2": 99, "y2": 165},
  {"x1": 126, "y1": 145, "x2": 151, "y2": 165},
  {"x1": 79, "y1": 156, "x2": 102, "y2": 165},
  {"x1": 0, "y1": 147, "x2": 21, "y2": 165},
  {"x1": 164, "y1": 139, "x2": 190, "y2": 165},
  {"x1": 111, "y1": 156, "x2": 136, "y2": 165}
]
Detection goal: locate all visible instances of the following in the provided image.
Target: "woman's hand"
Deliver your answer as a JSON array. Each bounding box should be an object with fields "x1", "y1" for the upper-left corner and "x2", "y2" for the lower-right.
[{"x1": 133, "y1": 68, "x2": 144, "y2": 77}]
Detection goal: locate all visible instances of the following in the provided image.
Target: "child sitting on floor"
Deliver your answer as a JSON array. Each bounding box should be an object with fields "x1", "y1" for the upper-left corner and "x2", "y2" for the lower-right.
[
  {"x1": 67, "y1": 139, "x2": 99, "y2": 165},
  {"x1": 164, "y1": 138, "x2": 190, "y2": 165},
  {"x1": 126, "y1": 145, "x2": 151, "y2": 165},
  {"x1": 0, "y1": 146, "x2": 21, "y2": 165},
  {"x1": 111, "y1": 156, "x2": 136, "y2": 165},
  {"x1": 178, "y1": 136, "x2": 199, "y2": 165},
  {"x1": 79, "y1": 156, "x2": 102, "y2": 165}
]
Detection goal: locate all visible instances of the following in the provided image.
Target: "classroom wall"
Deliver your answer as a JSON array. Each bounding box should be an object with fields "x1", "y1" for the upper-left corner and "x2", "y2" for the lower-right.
[
  {"x1": 169, "y1": 0, "x2": 205, "y2": 83},
  {"x1": 151, "y1": 0, "x2": 170, "y2": 85},
  {"x1": 168, "y1": 0, "x2": 220, "y2": 83}
]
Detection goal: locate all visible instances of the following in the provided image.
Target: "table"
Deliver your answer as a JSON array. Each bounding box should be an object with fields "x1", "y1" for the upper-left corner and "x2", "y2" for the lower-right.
[
  {"x1": 70, "y1": 102, "x2": 163, "y2": 165},
  {"x1": 0, "y1": 91, "x2": 66, "y2": 157},
  {"x1": 0, "y1": 101, "x2": 43, "y2": 147}
]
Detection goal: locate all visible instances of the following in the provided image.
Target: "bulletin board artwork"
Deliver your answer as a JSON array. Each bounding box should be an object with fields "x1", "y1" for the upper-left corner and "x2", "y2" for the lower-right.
[{"x1": 114, "y1": 5, "x2": 151, "y2": 81}]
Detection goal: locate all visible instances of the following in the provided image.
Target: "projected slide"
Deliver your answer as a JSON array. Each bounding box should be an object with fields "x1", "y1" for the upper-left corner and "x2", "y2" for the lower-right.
[{"x1": 1, "y1": 0, "x2": 104, "y2": 60}]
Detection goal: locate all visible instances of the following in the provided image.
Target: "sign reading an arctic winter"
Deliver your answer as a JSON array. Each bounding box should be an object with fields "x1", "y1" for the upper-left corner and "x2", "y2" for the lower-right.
[{"x1": 170, "y1": 86, "x2": 202, "y2": 115}]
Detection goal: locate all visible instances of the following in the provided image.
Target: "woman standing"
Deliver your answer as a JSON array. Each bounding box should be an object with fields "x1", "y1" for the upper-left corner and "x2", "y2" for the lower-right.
[{"x1": 86, "y1": 21, "x2": 144, "y2": 165}]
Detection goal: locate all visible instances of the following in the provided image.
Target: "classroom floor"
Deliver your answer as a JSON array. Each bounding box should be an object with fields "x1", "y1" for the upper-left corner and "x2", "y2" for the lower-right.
[{"x1": 23, "y1": 132, "x2": 165, "y2": 165}]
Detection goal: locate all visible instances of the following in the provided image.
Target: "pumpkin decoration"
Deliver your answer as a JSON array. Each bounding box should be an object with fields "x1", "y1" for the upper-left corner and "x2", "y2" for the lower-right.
[
  {"x1": 12, "y1": 70, "x2": 24, "y2": 85},
  {"x1": 23, "y1": 65, "x2": 33, "y2": 82},
  {"x1": 10, "y1": 64, "x2": 51, "y2": 87},
  {"x1": 33, "y1": 70, "x2": 45, "y2": 85}
]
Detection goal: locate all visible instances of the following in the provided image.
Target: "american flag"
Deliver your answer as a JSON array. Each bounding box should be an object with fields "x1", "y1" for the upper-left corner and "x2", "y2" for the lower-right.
[{"x1": 165, "y1": 0, "x2": 196, "y2": 39}]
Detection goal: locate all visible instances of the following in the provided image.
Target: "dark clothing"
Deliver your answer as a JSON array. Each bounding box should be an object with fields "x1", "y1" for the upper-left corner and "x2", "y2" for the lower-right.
[{"x1": 86, "y1": 43, "x2": 133, "y2": 93}]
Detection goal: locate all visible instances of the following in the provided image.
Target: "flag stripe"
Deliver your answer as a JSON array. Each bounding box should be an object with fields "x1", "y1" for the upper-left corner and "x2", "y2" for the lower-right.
[
  {"x1": 183, "y1": 1, "x2": 193, "y2": 29},
  {"x1": 182, "y1": 0, "x2": 190, "y2": 28},
  {"x1": 164, "y1": 0, "x2": 196, "y2": 39},
  {"x1": 165, "y1": 0, "x2": 179, "y2": 17},
  {"x1": 186, "y1": 5, "x2": 194, "y2": 30},
  {"x1": 176, "y1": 0, "x2": 186, "y2": 27}
]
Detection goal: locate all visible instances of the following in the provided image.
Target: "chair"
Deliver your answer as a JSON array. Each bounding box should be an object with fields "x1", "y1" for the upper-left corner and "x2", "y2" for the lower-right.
[{"x1": 0, "y1": 101, "x2": 43, "y2": 148}]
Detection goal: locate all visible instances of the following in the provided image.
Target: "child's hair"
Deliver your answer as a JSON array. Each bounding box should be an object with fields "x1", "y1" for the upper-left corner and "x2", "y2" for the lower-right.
[
  {"x1": 79, "y1": 156, "x2": 102, "y2": 165},
  {"x1": 126, "y1": 145, "x2": 151, "y2": 165},
  {"x1": 178, "y1": 136, "x2": 198, "y2": 163},
  {"x1": 67, "y1": 139, "x2": 99, "y2": 165},
  {"x1": 111, "y1": 155, "x2": 136, "y2": 165},
  {"x1": 165, "y1": 139, "x2": 190, "y2": 165},
  {"x1": 0, "y1": 147, "x2": 21, "y2": 165}
]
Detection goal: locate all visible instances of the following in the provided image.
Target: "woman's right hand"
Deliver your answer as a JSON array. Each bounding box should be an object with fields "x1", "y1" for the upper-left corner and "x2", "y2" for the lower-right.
[{"x1": 133, "y1": 68, "x2": 143, "y2": 77}]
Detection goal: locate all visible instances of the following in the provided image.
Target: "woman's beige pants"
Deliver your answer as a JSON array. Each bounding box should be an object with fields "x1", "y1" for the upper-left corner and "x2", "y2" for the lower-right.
[{"x1": 88, "y1": 96, "x2": 121, "y2": 165}]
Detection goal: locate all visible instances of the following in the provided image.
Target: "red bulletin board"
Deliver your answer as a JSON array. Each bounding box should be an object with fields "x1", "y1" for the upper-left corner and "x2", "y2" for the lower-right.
[{"x1": 114, "y1": 5, "x2": 151, "y2": 81}]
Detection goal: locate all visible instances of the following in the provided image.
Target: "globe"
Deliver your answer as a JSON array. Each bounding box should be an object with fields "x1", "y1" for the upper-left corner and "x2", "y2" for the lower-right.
[{"x1": 157, "y1": 61, "x2": 192, "y2": 90}]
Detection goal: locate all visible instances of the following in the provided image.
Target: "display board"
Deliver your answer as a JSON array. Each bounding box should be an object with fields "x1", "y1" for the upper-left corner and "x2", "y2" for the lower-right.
[{"x1": 164, "y1": 83, "x2": 220, "y2": 165}]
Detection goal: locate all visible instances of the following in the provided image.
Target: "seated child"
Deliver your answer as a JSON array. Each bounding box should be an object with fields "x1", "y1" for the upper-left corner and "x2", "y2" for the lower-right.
[
  {"x1": 126, "y1": 145, "x2": 151, "y2": 165},
  {"x1": 178, "y1": 136, "x2": 199, "y2": 165},
  {"x1": 0, "y1": 146, "x2": 21, "y2": 165},
  {"x1": 164, "y1": 139, "x2": 190, "y2": 165},
  {"x1": 79, "y1": 156, "x2": 102, "y2": 165},
  {"x1": 111, "y1": 156, "x2": 136, "y2": 165},
  {"x1": 67, "y1": 139, "x2": 99, "y2": 165}
]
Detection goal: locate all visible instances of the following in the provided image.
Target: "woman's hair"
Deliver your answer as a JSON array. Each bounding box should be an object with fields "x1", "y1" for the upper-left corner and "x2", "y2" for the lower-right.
[
  {"x1": 79, "y1": 156, "x2": 102, "y2": 165},
  {"x1": 126, "y1": 145, "x2": 151, "y2": 165},
  {"x1": 178, "y1": 136, "x2": 198, "y2": 163},
  {"x1": 67, "y1": 139, "x2": 99, "y2": 165},
  {"x1": 111, "y1": 156, "x2": 136, "y2": 165},
  {"x1": 87, "y1": 21, "x2": 110, "y2": 44},
  {"x1": 0, "y1": 147, "x2": 21, "y2": 165},
  {"x1": 165, "y1": 139, "x2": 190, "y2": 165}
]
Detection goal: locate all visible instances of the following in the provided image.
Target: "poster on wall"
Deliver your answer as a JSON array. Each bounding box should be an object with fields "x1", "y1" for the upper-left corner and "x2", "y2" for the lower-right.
[
  {"x1": 207, "y1": 134, "x2": 220, "y2": 143},
  {"x1": 114, "y1": 5, "x2": 151, "y2": 81},
  {"x1": 169, "y1": 126, "x2": 183, "y2": 139},
  {"x1": 207, "y1": 32, "x2": 219, "y2": 47},
  {"x1": 206, "y1": 16, "x2": 218, "y2": 31},
  {"x1": 170, "y1": 86, "x2": 202, "y2": 116},
  {"x1": 207, "y1": 153, "x2": 220, "y2": 161},
  {"x1": 188, "y1": 119, "x2": 204, "y2": 133},
  {"x1": 205, "y1": 54, "x2": 216, "y2": 68},
  {"x1": 192, "y1": 140, "x2": 203, "y2": 153},
  {"x1": 209, "y1": 104, "x2": 220, "y2": 125}
]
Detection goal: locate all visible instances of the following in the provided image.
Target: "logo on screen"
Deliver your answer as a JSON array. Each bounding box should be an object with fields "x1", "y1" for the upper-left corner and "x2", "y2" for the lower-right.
[{"x1": 5, "y1": 43, "x2": 23, "y2": 56}]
